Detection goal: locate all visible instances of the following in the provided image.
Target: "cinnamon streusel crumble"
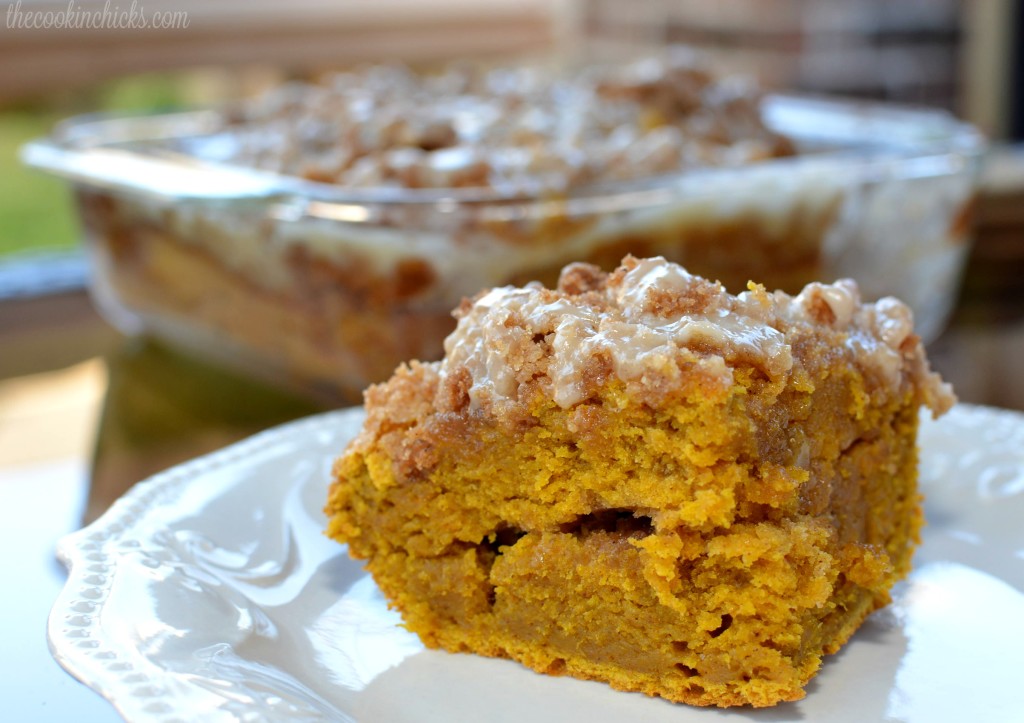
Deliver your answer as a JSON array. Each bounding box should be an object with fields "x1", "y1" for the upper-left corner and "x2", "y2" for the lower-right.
[{"x1": 230, "y1": 52, "x2": 793, "y2": 194}]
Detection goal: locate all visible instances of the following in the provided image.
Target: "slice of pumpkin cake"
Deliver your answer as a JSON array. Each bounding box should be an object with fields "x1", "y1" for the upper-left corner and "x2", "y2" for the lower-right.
[{"x1": 325, "y1": 255, "x2": 953, "y2": 707}]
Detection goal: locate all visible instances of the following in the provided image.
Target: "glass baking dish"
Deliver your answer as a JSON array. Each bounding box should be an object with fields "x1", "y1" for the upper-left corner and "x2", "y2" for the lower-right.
[{"x1": 22, "y1": 94, "x2": 984, "y2": 403}]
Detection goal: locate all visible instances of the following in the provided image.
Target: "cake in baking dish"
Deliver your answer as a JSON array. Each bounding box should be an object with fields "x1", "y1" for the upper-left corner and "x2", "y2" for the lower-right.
[
  {"x1": 325, "y1": 256, "x2": 954, "y2": 707},
  {"x1": 77, "y1": 53, "x2": 813, "y2": 403}
]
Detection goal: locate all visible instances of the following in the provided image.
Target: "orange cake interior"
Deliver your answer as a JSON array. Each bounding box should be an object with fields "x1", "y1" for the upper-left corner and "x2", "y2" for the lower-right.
[{"x1": 325, "y1": 256, "x2": 953, "y2": 707}]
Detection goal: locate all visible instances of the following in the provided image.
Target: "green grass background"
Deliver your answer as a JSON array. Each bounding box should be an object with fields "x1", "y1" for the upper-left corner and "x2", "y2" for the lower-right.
[{"x1": 0, "y1": 75, "x2": 187, "y2": 256}]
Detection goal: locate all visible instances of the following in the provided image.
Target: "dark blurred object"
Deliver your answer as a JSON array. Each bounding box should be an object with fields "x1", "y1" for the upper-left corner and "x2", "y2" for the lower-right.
[
  {"x1": 957, "y1": 144, "x2": 1024, "y2": 324},
  {"x1": 928, "y1": 143, "x2": 1024, "y2": 410},
  {"x1": 1012, "y1": 4, "x2": 1024, "y2": 140}
]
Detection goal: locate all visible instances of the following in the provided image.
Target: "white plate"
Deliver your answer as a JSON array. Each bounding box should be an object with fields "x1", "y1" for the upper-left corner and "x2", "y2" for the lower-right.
[{"x1": 50, "y1": 405, "x2": 1024, "y2": 722}]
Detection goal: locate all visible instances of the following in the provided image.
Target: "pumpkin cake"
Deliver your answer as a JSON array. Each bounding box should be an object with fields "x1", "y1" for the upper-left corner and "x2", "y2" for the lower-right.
[
  {"x1": 325, "y1": 256, "x2": 954, "y2": 707},
  {"x1": 74, "y1": 53, "x2": 810, "y2": 403}
]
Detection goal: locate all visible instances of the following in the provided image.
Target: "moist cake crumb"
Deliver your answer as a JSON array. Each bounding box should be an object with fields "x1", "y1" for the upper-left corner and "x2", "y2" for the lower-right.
[{"x1": 325, "y1": 256, "x2": 953, "y2": 707}]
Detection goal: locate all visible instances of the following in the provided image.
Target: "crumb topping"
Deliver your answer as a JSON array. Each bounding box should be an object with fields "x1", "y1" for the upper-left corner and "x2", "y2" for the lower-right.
[
  {"x1": 226, "y1": 52, "x2": 792, "y2": 194},
  {"x1": 440, "y1": 256, "x2": 955, "y2": 414}
]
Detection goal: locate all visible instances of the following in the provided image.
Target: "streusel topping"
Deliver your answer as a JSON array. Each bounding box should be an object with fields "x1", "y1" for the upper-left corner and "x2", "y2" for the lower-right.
[
  {"x1": 441, "y1": 256, "x2": 955, "y2": 413},
  {"x1": 228, "y1": 52, "x2": 792, "y2": 194}
]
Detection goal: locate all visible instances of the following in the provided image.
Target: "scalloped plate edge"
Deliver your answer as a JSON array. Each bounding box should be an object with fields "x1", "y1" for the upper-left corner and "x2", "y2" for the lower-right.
[{"x1": 47, "y1": 408, "x2": 361, "y2": 721}]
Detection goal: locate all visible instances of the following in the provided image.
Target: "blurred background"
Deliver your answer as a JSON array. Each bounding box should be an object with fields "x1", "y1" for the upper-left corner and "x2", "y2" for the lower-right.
[
  {"x1": 1, "y1": 3, "x2": 1023, "y2": 720},
  {"x1": 1, "y1": 0, "x2": 1023, "y2": 524}
]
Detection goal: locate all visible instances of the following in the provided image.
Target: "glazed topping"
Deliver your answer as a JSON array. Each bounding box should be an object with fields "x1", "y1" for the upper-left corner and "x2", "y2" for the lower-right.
[
  {"x1": 781, "y1": 281, "x2": 923, "y2": 392},
  {"x1": 225, "y1": 53, "x2": 793, "y2": 194},
  {"x1": 441, "y1": 257, "x2": 955, "y2": 412}
]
